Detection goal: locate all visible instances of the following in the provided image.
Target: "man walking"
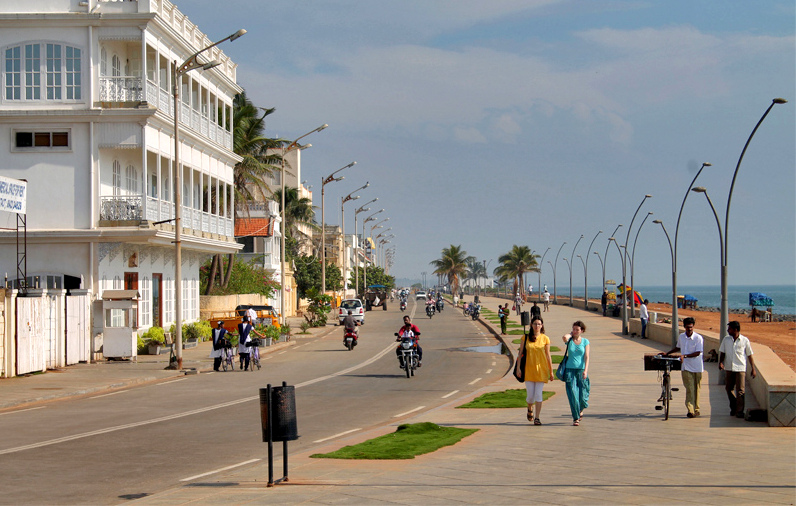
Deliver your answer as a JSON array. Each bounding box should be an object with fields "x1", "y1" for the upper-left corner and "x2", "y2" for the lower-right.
[
  {"x1": 601, "y1": 291, "x2": 608, "y2": 317},
  {"x1": 639, "y1": 299, "x2": 649, "y2": 338},
  {"x1": 719, "y1": 321, "x2": 756, "y2": 418},
  {"x1": 542, "y1": 289, "x2": 550, "y2": 312},
  {"x1": 665, "y1": 317, "x2": 703, "y2": 418},
  {"x1": 530, "y1": 301, "x2": 541, "y2": 321},
  {"x1": 498, "y1": 304, "x2": 508, "y2": 335}
]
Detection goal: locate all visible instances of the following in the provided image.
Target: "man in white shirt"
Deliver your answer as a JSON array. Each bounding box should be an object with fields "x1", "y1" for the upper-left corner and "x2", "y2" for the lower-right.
[
  {"x1": 719, "y1": 321, "x2": 756, "y2": 418},
  {"x1": 246, "y1": 306, "x2": 258, "y2": 326},
  {"x1": 542, "y1": 289, "x2": 550, "y2": 312},
  {"x1": 665, "y1": 317, "x2": 703, "y2": 418},
  {"x1": 639, "y1": 299, "x2": 649, "y2": 339}
]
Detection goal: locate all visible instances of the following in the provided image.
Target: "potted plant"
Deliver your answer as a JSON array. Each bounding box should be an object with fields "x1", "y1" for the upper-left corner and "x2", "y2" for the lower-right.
[
  {"x1": 182, "y1": 323, "x2": 201, "y2": 349},
  {"x1": 264, "y1": 325, "x2": 281, "y2": 346},
  {"x1": 143, "y1": 326, "x2": 167, "y2": 355},
  {"x1": 280, "y1": 323, "x2": 292, "y2": 342}
]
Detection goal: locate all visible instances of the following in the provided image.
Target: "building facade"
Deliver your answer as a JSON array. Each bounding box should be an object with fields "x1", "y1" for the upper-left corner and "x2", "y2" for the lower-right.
[{"x1": 0, "y1": 0, "x2": 242, "y2": 334}]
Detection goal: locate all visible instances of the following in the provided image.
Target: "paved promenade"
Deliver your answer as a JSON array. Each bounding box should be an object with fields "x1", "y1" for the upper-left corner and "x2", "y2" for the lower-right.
[{"x1": 2, "y1": 302, "x2": 794, "y2": 504}]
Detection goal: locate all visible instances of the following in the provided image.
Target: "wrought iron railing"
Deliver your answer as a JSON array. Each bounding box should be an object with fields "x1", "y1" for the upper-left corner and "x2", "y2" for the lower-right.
[
  {"x1": 100, "y1": 196, "x2": 143, "y2": 221},
  {"x1": 99, "y1": 76, "x2": 143, "y2": 102}
]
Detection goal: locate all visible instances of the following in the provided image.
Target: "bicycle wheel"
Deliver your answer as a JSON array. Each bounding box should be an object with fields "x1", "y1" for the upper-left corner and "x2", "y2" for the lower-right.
[
  {"x1": 254, "y1": 350, "x2": 261, "y2": 370},
  {"x1": 663, "y1": 374, "x2": 670, "y2": 420},
  {"x1": 222, "y1": 351, "x2": 228, "y2": 372}
]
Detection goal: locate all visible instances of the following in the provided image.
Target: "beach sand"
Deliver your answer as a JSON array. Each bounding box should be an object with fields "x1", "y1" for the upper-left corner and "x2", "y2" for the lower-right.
[{"x1": 647, "y1": 302, "x2": 796, "y2": 371}]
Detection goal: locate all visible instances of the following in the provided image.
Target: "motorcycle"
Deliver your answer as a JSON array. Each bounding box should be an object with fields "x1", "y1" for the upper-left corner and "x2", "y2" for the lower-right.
[
  {"x1": 426, "y1": 302, "x2": 435, "y2": 318},
  {"x1": 436, "y1": 298, "x2": 444, "y2": 312},
  {"x1": 400, "y1": 298, "x2": 407, "y2": 312},
  {"x1": 470, "y1": 303, "x2": 480, "y2": 320},
  {"x1": 395, "y1": 332, "x2": 420, "y2": 378},
  {"x1": 343, "y1": 328, "x2": 358, "y2": 350}
]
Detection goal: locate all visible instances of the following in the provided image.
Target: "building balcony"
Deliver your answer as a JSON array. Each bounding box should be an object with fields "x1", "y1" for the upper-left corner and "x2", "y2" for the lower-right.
[
  {"x1": 99, "y1": 76, "x2": 144, "y2": 102},
  {"x1": 99, "y1": 195, "x2": 233, "y2": 237}
]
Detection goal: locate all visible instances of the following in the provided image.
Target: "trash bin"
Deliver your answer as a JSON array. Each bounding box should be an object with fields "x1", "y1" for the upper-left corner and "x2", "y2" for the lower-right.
[
  {"x1": 650, "y1": 311, "x2": 657, "y2": 324},
  {"x1": 260, "y1": 385, "x2": 299, "y2": 442}
]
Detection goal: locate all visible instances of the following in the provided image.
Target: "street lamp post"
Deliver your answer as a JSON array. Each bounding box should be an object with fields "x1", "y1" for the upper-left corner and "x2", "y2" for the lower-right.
[
  {"x1": 592, "y1": 251, "x2": 604, "y2": 289},
  {"x1": 321, "y1": 161, "x2": 356, "y2": 295},
  {"x1": 621, "y1": 195, "x2": 652, "y2": 334},
  {"x1": 721, "y1": 98, "x2": 788, "y2": 342},
  {"x1": 693, "y1": 186, "x2": 726, "y2": 340},
  {"x1": 608, "y1": 237, "x2": 626, "y2": 323},
  {"x1": 353, "y1": 198, "x2": 377, "y2": 295},
  {"x1": 279, "y1": 125, "x2": 328, "y2": 328},
  {"x1": 341, "y1": 182, "x2": 368, "y2": 295},
  {"x1": 553, "y1": 242, "x2": 566, "y2": 304},
  {"x1": 362, "y1": 210, "x2": 384, "y2": 294},
  {"x1": 537, "y1": 247, "x2": 550, "y2": 301},
  {"x1": 583, "y1": 231, "x2": 602, "y2": 309},
  {"x1": 630, "y1": 212, "x2": 653, "y2": 319},
  {"x1": 652, "y1": 220, "x2": 677, "y2": 346},
  {"x1": 577, "y1": 255, "x2": 587, "y2": 308},
  {"x1": 563, "y1": 257, "x2": 572, "y2": 306},
  {"x1": 603, "y1": 224, "x2": 623, "y2": 292},
  {"x1": 569, "y1": 235, "x2": 584, "y2": 307},
  {"x1": 172, "y1": 28, "x2": 246, "y2": 370}
]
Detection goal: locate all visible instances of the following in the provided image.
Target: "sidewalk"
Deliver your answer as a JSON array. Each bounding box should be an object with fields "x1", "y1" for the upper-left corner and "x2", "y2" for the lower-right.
[
  {"x1": 0, "y1": 316, "x2": 331, "y2": 410},
  {"x1": 136, "y1": 298, "x2": 796, "y2": 504}
]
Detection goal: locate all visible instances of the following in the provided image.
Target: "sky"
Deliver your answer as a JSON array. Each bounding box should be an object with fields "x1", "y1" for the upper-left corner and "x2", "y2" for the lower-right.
[{"x1": 184, "y1": 0, "x2": 795, "y2": 289}]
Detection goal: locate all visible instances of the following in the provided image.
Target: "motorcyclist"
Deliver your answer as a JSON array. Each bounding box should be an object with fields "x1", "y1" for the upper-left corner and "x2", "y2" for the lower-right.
[
  {"x1": 342, "y1": 310, "x2": 360, "y2": 345},
  {"x1": 396, "y1": 315, "x2": 423, "y2": 367}
]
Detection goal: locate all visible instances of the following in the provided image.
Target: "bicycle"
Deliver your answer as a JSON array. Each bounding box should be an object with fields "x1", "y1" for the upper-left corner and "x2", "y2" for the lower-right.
[
  {"x1": 220, "y1": 338, "x2": 235, "y2": 372},
  {"x1": 651, "y1": 354, "x2": 681, "y2": 420},
  {"x1": 249, "y1": 338, "x2": 262, "y2": 370}
]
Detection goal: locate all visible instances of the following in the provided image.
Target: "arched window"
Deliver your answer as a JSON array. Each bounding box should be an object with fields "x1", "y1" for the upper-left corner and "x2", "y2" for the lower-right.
[
  {"x1": 125, "y1": 164, "x2": 138, "y2": 193},
  {"x1": 100, "y1": 47, "x2": 107, "y2": 76},
  {"x1": 112, "y1": 160, "x2": 122, "y2": 196},
  {"x1": 111, "y1": 54, "x2": 121, "y2": 77},
  {"x1": 5, "y1": 42, "x2": 81, "y2": 101}
]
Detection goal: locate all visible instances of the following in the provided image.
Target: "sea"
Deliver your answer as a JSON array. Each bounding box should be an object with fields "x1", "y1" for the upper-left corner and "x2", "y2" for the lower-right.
[{"x1": 558, "y1": 284, "x2": 795, "y2": 316}]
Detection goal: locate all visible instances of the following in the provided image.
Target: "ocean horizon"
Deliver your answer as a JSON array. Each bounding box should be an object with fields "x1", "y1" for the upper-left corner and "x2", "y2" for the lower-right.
[{"x1": 549, "y1": 284, "x2": 795, "y2": 316}]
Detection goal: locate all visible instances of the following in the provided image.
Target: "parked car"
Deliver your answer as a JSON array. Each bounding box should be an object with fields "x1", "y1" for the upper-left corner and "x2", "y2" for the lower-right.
[
  {"x1": 338, "y1": 298, "x2": 365, "y2": 325},
  {"x1": 416, "y1": 291, "x2": 427, "y2": 300}
]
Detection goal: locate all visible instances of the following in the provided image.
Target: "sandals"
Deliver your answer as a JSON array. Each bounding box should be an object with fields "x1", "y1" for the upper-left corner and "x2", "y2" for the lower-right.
[
  {"x1": 527, "y1": 407, "x2": 533, "y2": 422},
  {"x1": 533, "y1": 418, "x2": 542, "y2": 426},
  {"x1": 573, "y1": 420, "x2": 580, "y2": 426}
]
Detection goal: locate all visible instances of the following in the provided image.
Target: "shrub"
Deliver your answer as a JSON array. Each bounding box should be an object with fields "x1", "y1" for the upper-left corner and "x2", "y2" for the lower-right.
[
  {"x1": 299, "y1": 321, "x2": 311, "y2": 334},
  {"x1": 264, "y1": 325, "x2": 281, "y2": 341},
  {"x1": 280, "y1": 324, "x2": 291, "y2": 338},
  {"x1": 137, "y1": 335, "x2": 147, "y2": 353},
  {"x1": 143, "y1": 326, "x2": 165, "y2": 344}
]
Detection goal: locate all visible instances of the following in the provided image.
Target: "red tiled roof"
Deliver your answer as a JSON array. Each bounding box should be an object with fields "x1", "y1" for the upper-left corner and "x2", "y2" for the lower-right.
[{"x1": 235, "y1": 217, "x2": 273, "y2": 237}]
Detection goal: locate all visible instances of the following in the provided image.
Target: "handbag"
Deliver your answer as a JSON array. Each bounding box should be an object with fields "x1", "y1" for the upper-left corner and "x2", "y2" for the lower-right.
[
  {"x1": 511, "y1": 305, "x2": 516, "y2": 311},
  {"x1": 555, "y1": 340, "x2": 571, "y2": 381},
  {"x1": 513, "y1": 334, "x2": 527, "y2": 382}
]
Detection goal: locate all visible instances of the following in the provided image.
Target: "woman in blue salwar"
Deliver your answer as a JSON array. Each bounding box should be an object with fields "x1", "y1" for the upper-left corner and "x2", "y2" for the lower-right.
[{"x1": 561, "y1": 321, "x2": 590, "y2": 426}]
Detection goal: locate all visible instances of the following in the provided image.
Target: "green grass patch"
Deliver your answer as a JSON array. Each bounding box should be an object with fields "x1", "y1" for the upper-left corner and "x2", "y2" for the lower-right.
[
  {"x1": 507, "y1": 330, "x2": 525, "y2": 336},
  {"x1": 457, "y1": 389, "x2": 555, "y2": 408},
  {"x1": 310, "y1": 422, "x2": 477, "y2": 460},
  {"x1": 552, "y1": 354, "x2": 563, "y2": 364}
]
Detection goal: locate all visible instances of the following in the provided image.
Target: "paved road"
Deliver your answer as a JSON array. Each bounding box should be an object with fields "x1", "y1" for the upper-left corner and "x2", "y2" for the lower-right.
[{"x1": 0, "y1": 299, "x2": 505, "y2": 504}]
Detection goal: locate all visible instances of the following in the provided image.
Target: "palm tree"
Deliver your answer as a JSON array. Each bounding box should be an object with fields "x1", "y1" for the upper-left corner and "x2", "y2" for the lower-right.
[
  {"x1": 430, "y1": 245, "x2": 471, "y2": 296},
  {"x1": 465, "y1": 257, "x2": 485, "y2": 295},
  {"x1": 493, "y1": 245, "x2": 539, "y2": 297},
  {"x1": 205, "y1": 92, "x2": 282, "y2": 294},
  {"x1": 273, "y1": 186, "x2": 319, "y2": 259}
]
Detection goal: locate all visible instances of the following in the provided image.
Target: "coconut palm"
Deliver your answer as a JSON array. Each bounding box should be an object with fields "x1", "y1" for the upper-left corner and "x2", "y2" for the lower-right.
[
  {"x1": 493, "y1": 245, "x2": 539, "y2": 297},
  {"x1": 273, "y1": 186, "x2": 319, "y2": 259},
  {"x1": 465, "y1": 257, "x2": 486, "y2": 294},
  {"x1": 430, "y1": 245, "x2": 471, "y2": 296}
]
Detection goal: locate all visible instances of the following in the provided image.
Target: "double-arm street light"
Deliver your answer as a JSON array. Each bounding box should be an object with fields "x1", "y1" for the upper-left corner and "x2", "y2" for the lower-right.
[
  {"x1": 341, "y1": 182, "x2": 369, "y2": 294},
  {"x1": 630, "y1": 212, "x2": 653, "y2": 318},
  {"x1": 353, "y1": 198, "x2": 377, "y2": 295},
  {"x1": 553, "y1": 242, "x2": 566, "y2": 304},
  {"x1": 321, "y1": 161, "x2": 356, "y2": 294},
  {"x1": 280, "y1": 124, "x2": 328, "y2": 328},
  {"x1": 583, "y1": 231, "x2": 602, "y2": 309},
  {"x1": 621, "y1": 195, "x2": 652, "y2": 334},
  {"x1": 569, "y1": 235, "x2": 584, "y2": 307},
  {"x1": 652, "y1": 219, "x2": 676, "y2": 346},
  {"x1": 172, "y1": 28, "x2": 246, "y2": 369},
  {"x1": 362, "y1": 210, "x2": 384, "y2": 293},
  {"x1": 537, "y1": 247, "x2": 550, "y2": 301}
]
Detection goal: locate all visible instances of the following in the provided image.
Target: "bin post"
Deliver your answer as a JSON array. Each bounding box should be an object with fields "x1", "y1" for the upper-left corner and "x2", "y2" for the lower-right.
[{"x1": 259, "y1": 382, "x2": 298, "y2": 487}]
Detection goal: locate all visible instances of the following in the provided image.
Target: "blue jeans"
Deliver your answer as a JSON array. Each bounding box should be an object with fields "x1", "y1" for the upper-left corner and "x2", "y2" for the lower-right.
[{"x1": 641, "y1": 318, "x2": 648, "y2": 337}]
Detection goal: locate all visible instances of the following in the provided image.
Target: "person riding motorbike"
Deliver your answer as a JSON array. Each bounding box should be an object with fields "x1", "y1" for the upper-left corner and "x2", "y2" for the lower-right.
[
  {"x1": 342, "y1": 310, "x2": 360, "y2": 346},
  {"x1": 396, "y1": 315, "x2": 422, "y2": 367}
]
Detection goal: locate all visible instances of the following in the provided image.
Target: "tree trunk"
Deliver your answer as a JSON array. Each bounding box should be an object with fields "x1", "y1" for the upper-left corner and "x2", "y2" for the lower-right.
[
  {"x1": 205, "y1": 254, "x2": 219, "y2": 295},
  {"x1": 221, "y1": 253, "x2": 235, "y2": 288}
]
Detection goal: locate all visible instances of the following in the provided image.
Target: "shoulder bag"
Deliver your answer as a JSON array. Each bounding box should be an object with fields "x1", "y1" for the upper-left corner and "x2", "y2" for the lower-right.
[
  {"x1": 555, "y1": 339, "x2": 571, "y2": 381},
  {"x1": 513, "y1": 334, "x2": 527, "y2": 382}
]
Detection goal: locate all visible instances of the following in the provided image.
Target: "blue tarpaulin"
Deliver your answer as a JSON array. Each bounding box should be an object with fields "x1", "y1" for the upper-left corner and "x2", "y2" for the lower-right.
[{"x1": 749, "y1": 292, "x2": 774, "y2": 307}]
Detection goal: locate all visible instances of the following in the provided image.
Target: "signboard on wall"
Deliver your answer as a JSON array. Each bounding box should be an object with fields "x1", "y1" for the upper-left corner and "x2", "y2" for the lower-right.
[{"x1": 0, "y1": 176, "x2": 26, "y2": 215}]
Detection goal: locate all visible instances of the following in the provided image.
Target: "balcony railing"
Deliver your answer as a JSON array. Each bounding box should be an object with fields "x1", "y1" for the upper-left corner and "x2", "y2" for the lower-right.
[
  {"x1": 99, "y1": 76, "x2": 144, "y2": 102},
  {"x1": 100, "y1": 195, "x2": 233, "y2": 237}
]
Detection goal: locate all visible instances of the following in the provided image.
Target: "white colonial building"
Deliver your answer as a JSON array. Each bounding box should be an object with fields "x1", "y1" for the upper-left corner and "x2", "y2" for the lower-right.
[{"x1": 0, "y1": 0, "x2": 242, "y2": 333}]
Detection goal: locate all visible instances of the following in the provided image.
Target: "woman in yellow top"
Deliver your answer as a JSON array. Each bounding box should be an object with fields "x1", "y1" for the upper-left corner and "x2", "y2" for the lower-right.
[{"x1": 524, "y1": 316, "x2": 554, "y2": 425}]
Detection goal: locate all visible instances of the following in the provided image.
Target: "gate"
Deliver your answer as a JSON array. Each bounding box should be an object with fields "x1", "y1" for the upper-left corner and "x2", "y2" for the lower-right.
[
  {"x1": 16, "y1": 297, "x2": 44, "y2": 375},
  {"x1": 66, "y1": 294, "x2": 90, "y2": 364}
]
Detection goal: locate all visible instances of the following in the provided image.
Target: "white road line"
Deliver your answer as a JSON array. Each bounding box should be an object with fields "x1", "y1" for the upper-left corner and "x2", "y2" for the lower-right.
[
  {"x1": 180, "y1": 459, "x2": 261, "y2": 482},
  {"x1": 205, "y1": 372, "x2": 216, "y2": 375},
  {"x1": 155, "y1": 378, "x2": 186, "y2": 386},
  {"x1": 394, "y1": 406, "x2": 425, "y2": 418},
  {"x1": 441, "y1": 390, "x2": 459, "y2": 399},
  {"x1": 0, "y1": 406, "x2": 46, "y2": 416},
  {"x1": 486, "y1": 369, "x2": 493, "y2": 374},
  {"x1": 312, "y1": 428, "x2": 361, "y2": 443},
  {"x1": 264, "y1": 356, "x2": 273, "y2": 360},
  {"x1": 468, "y1": 378, "x2": 482, "y2": 385},
  {"x1": 492, "y1": 361, "x2": 496, "y2": 366},
  {"x1": 89, "y1": 390, "x2": 128, "y2": 399},
  {"x1": 0, "y1": 342, "x2": 397, "y2": 456},
  {"x1": 277, "y1": 351, "x2": 288, "y2": 355}
]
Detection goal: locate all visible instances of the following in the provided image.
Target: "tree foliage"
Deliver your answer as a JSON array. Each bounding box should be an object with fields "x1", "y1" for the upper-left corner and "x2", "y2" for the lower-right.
[
  {"x1": 430, "y1": 245, "x2": 471, "y2": 296},
  {"x1": 493, "y1": 245, "x2": 539, "y2": 296},
  {"x1": 200, "y1": 256, "x2": 280, "y2": 297},
  {"x1": 351, "y1": 265, "x2": 395, "y2": 295},
  {"x1": 293, "y1": 255, "x2": 342, "y2": 299}
]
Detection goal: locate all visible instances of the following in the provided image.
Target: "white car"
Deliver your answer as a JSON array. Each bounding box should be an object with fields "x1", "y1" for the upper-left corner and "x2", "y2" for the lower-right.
[
  {"x1": 338, "y1": 298, "x2": 365, "y2": 325},
  {"x1": 415, "y1": 291, "x2": 427, "y2": 300}
]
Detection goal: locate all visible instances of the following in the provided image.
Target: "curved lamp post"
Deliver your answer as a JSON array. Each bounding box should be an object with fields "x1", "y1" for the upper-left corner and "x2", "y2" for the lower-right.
[
  {"x1": 563, "y1": 257, "x2": 572, "y2": 305},
  {"x1": 652, "y1": 219, "x2": 676, "y2": 346},
  {"x1": 592, "y1": 251, "x2": 604, "y2": 293},
  {"x1": 603, "y1": 224, "x2": 622, "y2": 292},
  {"x1": 583, "y1": 231, "x2": 602, "y2": 309},
  {"x1": 621, "y1": 195, "x2": 652, "y2": 334},
  {"x1": 720, "y1": 98, "x2": 788, "y2": 340},
  {"x1": 608, "y1": 237, "x2": 626, "y2": 323},
  {"x1": 553, "y1": 242, "x2": 566, "y2": 304},
  {"x1": 173, "y1": 28, "x2": 246, "y2": 369},
  {"x1": 577, "y1": 255, "x2": 587, "y2": 308},
  {"x1": 569, "y1": 235, "x2": 584, "y2": 307},
  {"x1": 630, "y1": 212, "x2": 653, "y2": 318},
  {"x1": 537, "y1": 247, "x2": 550, "y2": 301},
  {"x1": 321, "y1": 161, "x2": 356, "y2": 294},
  {"x1": 341, "y1": 182, "x2": 369, "y2": 294}
]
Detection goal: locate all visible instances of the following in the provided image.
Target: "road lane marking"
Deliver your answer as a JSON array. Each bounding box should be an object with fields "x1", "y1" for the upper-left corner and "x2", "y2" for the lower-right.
[
  {"x1": 0, "y1": 342, "x2": 397, "y2": 456},
  {"x1": 277, "y1": 351, "x2": 288, "y2": 355},
  {"x1": 468, "y1": 378, "x2": 482, "y2": 385},
  {"x1": 394, "y1": 406, "x2": 425, "y2": 418},
  {"x1": 441, "y1": 390, "x2": 459, "y2": 399},
  {"x1": 313, "y1": 428, "x2": 361, "y2": 443},
  {"x1": 180, "y1": 459, "x2": 261, "y2": 482},
  {"x1": 492, "y1": 361, "x2": 496, "y2": 366},
  {"x1": 89, "y1": 391, "x2": 128, "y2": 399},
  {"x1": 155, "y1": 378, "x2": 186, "y2": 386},
  {"x1": 486, "y1": 369, "x2": 493, "y2": 374},
  {"x1": 0, "y1": 406, "x2": 46, "y2": 416}
]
